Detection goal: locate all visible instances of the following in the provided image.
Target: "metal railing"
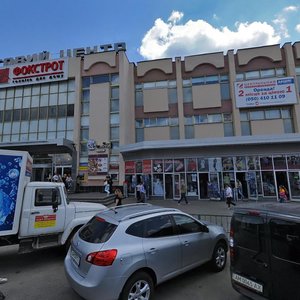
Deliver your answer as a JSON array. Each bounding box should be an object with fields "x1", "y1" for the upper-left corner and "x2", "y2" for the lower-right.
[{"x1": 193, "y1": 214, "x2": 232, "y2": 237}]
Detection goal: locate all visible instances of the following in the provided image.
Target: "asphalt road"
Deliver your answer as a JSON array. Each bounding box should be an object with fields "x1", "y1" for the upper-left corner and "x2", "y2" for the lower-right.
[{"x1": 0, "y1": 244, "x2": 247, "y2": 300}]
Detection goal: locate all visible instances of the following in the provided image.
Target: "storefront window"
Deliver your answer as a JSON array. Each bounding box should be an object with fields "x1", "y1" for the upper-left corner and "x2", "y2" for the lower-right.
[
  {"x1": 260, "y1": 156, "x2": 273, "y2": 170},
  {"x1": 274, "y1": 156, "x2": 287, "y2": 169},
  {"x1": 186, "y1": 158, "x2": 197, "y2": 172},
  {"x1": 262, "y1": 171, "x2": 276, "y2": 196},
  {"x1": 174, "y1": 159, "x2": 185, "y2": 172},
  {"x1": 187, "y1": 173, "x2": 198, "y2": 196},
  {"x1": 222, "y1": 157, "x2": 234, "y2": 171},
  {"x1": 153, "y1": 175, "x2": 164, "y2": 196},
  {"x1": 287, "y1": 155, "x2": 300, "y2": 169},
  {"x1": 164, "y1": 160, "x2": 173, "y2": 172},
  {"x1": 247, "y1": 156, "x2": 260, "y2": 170},
  {"x1": 198, "y1": 158, "x2": 209, "y2": 171},
  {"x1": 235, "y1": 156, "x2": 246, "y2": 170},
  {"x1": 289, "y1": 172, "x2": 300, "y2": 198}
]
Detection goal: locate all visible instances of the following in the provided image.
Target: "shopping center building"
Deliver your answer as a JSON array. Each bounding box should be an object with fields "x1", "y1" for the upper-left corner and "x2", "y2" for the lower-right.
[{"x1": 1, "y1": 41, "x2": 300, "y2": 201}]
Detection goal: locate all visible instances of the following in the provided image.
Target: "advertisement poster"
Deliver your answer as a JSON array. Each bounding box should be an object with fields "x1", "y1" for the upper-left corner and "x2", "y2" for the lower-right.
[
  {"x1": 153, "y1": 160, "x2": 163, "y2": 173},
  {"x1": 235, "y1": 77, "x2": 297, "y2": 108},
  {"x1": 135, "y1": 161, "x2": 143, "y2": 173},
  {"x1": 174, "y1": 159, "x2": 185, "y2": 172},
  {"x1": 164, "y1": 159, "x2": 173, "y2": 173},
  {"x1": 0, "y1": 155, "x2": 22, "y2": 231},
  {"x1": 125, "y1": 161, "x2": 135, "y2": 174},
  {"x1": 143, "y1": 160, "x2": 152, "y2": 174},
  {"x1": 88, "y1": 154, "x2": 108, "y2": 175}
]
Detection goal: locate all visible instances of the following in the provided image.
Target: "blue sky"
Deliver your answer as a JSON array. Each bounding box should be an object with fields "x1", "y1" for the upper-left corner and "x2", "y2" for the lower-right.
[{"x1": 1, "y1": 0, "x2": 300, "y2": 63}]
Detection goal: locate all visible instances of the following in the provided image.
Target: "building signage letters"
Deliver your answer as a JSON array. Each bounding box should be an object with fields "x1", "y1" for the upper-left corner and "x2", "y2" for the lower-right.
[
  {"x1": 0, "y1": 42, "x2": 126, "y2": 67},
  {"x1": 0, "y1": 58, "x2": 68, "y2": 88},
  {"x1": 235, "y1": 76, "x2": 297, "y2": 108}
]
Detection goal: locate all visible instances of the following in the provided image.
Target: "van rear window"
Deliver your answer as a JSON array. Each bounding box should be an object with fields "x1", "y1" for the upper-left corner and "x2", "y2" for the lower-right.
[
  {"x1": 233, "y1": 214, "x2": 265, "y2": 251},
  {"x1": 270, "y1": 219, "x2": 300, "y2": 263},
  {"x1": 79, "y1": 216, "x2": 117, "y2": 243}
]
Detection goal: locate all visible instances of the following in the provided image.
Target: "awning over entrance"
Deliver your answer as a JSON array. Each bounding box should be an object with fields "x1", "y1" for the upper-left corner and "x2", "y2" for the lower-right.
[
  {"x1": 0, "y1": 138, "x2": 75, "y2": 155},
  {"x1": 119, "y1": 133, "x2": 300, "y2": 160}
]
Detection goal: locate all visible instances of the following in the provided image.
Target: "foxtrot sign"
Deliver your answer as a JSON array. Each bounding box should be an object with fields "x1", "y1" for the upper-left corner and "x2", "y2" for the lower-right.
[
  {"x1": 0, "y1": 58, "x2": 68, "y2": 88},
  {"x1": 235, "y1": 77, "x2": 297, "y2": 108}
]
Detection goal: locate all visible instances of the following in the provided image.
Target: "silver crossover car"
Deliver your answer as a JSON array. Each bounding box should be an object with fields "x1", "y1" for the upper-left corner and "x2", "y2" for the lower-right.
[{"x1": 64, "y1": 203, "x2": 228, "y2": 300}]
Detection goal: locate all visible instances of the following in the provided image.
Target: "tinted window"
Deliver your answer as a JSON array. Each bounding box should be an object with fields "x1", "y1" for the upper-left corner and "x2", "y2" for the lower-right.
[
  {"x1": 144, "y1": 215, "x2": 175, "y2": 238},
  {"x1": 232, "y1": 214, "x2": 265, "y2": 251},
  {"x1": 173, "y1": 214, "x2": 203, "y2": 234},
  {"x1": 270, "y1": 219, "x2": 300, "y2": 263},
  {"x1": 79, "y1": 216, "x2": 117, "y2": 243},
  {"x1": 126, "y1": 216, "x2": 175, "y2": 238}
]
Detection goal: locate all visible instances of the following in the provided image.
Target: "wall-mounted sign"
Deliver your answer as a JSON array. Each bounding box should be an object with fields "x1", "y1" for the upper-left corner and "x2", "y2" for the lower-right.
[
  {"x1": 88, "y1": 154, "x2": 108, "y2": 175},
  {"x1": 234, "y1": 77, "x2": 297, "y2": 108},
  {"x1": 0, "y1": 58, "x2": 68, "y2": 88}
]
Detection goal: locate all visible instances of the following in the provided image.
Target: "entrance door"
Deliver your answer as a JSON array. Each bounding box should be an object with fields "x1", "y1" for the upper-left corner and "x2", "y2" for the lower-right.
[
  {"x1": 198, "y1": 173, "x2": 209, "y2": 199},
  {"x1": 174, "y1": 174, "x2": 181, "y2": 200},
  {"x1": 209, "y1": 173, "x2": 221, "y2": 199},
  {"x1": 164, "y1": 174, "x2": 173, "y2": 199},
  {"x1": 247, "y1": 171, "x2": 258, "y2": 200},
  {"x1": 275, "y1": 171, "x2": 289, "y2": 199}
]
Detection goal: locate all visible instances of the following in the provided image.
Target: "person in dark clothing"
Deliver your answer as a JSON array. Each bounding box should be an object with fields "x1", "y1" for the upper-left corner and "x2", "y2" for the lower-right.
[{"x1": 114, "y1": 188, "x2": 123, "y2": 206}]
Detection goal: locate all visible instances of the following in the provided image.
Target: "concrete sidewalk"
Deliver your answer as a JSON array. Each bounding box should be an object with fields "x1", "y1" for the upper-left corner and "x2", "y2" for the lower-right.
[{"x1": 68, "y1": 192, "x2": 237, "y2": 216}]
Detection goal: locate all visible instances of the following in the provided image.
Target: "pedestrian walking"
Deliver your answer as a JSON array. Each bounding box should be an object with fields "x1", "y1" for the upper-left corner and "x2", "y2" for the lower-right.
[
  {"x1": 140, "y1": 182, "x2": 146, "y2": 202},
  {"x1": 114, "y1": 188, "x2": 123, "y2": 206},
  {"x1": 225, "y1": 184, "x2": 236, "y2": 209},
  {"x1": 235, "y1": 180, "x2": 244, "y2": 200},
  {"x1": 178, "y1": 179, "x2": 188, "y2": 204},
  {"x1": 136, "y1": 182, "x2": 142, "y2": 202},
  {"x1": 278, "y1": 185, "x2": 288, "y2": 203},
  {"x1": 104, "y1": 179, "x2": 110, "y2": 194}
]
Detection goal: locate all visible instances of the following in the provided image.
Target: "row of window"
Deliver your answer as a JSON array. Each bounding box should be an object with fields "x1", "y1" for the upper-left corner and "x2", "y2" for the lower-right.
[
  {"x1": 236, "y1": 68, "x2": 286, "y2": 81},
  {"x1": 0, "y1": 104, "x2": 74, "y2": 123},
  {"x1": 240, "y1": 108, "x2": 292, "y2": 121},
  {"x1": 82, "y1": 74, "x2": 119, "y2": 88},
  {"x1": 0, "y1": 80, "x2": 75, "y2": 99},
  {"x1": 185, "y1": 113, "x2": 232, "y2": 125}
]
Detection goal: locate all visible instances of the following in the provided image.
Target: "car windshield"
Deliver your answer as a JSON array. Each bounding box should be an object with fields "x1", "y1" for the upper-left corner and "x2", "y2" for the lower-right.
[{"x1": 79, "y1": 216, "x2": 117, "y2": 243}]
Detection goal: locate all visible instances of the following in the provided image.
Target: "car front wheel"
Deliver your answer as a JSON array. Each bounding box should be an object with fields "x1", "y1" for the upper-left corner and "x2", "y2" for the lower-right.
[
  {"x1": 121, "y1": 271, "x2": 154, "y2": 300},
  {"x1": 210, "y1": 242, "x2": 227, "y2": 272}
]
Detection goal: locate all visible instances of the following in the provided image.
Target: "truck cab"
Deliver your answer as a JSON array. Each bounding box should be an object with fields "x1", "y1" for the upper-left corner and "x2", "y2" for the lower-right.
[{"x1": 17, "y1": 182, "x2": 106, "y2": 252}]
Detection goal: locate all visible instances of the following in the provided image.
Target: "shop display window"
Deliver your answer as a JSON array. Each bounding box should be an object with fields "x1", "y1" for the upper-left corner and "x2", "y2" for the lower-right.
[
  {"x1": 260, "y1": 156, "x2": 273, "y2": 170},
  {"x1": 174, "y1": 159, "x2": 185, "y2": 172},
  {"x1": 235, "y1": 156, "x2": 246, "y2": 170},
  {"x1": 222, "y1": 157, "x2": 234, "y2": 171},
  {"x1": 247, "y1": 156, "x2": 260, "y2": 170},
  {"x1": 198, "y1": 158, "x2": 208, "y2": 171},
  {"x1": 186, "y1": 158, "x2": 197, "y2": 172},
  {"x1": 164, "y1": 159, "x2": 173, "y2": 172},
  {"x1": 273, "y1": 156, "x2": 287, "y2": 170}
]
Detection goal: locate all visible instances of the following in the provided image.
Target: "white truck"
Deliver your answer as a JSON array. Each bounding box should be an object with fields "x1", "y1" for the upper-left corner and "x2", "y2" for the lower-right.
[{"x1": 0, "y1": 149, "x2": 106, "y2": 253}]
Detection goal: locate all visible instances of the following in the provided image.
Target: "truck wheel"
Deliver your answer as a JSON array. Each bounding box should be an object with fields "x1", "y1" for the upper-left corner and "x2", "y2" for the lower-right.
[
  {"x1": 120, "y1": 271, "x2": 154, "y2": 300},
  {"x1": 210, "y1": 242, "x2": 227, "y2": 272}
]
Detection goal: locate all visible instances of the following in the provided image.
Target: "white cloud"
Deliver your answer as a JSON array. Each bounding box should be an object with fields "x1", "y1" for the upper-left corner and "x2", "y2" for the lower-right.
[
  {"x1": 296, "y1": 24, "x2": 300, "y2": 33},
  {"x1": 138, "y1": 11, "x2": 281, "y2": 60},
  {"x1": 283, "y1": 6, "x2": 298, "y2": 12},
  {"x1": 168, "y1": 10, "x2": 183, "y2": 24}
]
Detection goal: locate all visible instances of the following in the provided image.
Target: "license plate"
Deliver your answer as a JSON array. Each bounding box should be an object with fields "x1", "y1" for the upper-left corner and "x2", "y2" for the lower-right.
[
  {"x1": 70, "y1": 248, "x2": 80, "y2": 266},
  {"x1": 232, "y1": 273, "x2": 263, "y2": 293}
]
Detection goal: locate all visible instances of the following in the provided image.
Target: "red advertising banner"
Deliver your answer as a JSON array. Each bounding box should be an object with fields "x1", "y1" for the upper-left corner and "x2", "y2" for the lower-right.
[
  {"x1": 143, "y1": 160, "x2": 152, "y2": 174},
  {"x1": 125, "y1": 161, "x2": 135, "y2": 174}
]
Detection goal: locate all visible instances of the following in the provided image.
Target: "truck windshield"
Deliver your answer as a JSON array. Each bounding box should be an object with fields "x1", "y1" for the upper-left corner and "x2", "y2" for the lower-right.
[{"x1": 63, "y1": 186, "x2": 70, "y2": 204}]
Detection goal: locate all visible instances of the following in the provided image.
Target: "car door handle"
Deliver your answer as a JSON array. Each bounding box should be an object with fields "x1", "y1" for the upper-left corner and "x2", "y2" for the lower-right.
[
  {"x1": 148, "y1": 248, "x2": 157, "y2": 254},
  {"x1": 31, "y1": 211, "x2": 40, "y2": 215},
  {"x1": 183, "y1": 241, "x2": 190, "y2": 246},
  {"x1": 254, "y1": 259, "x2": 268, "y2": 268}
]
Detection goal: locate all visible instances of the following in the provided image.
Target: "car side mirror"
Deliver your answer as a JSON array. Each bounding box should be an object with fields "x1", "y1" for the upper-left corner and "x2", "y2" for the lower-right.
[{"x1": 201, "y1": 224, "x2": 209, "y2": 233}]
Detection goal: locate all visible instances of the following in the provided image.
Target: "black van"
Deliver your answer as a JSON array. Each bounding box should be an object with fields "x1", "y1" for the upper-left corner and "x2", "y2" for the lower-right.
[{"x1": 230, "y1": 203, "x2": 300, "y2": 300}]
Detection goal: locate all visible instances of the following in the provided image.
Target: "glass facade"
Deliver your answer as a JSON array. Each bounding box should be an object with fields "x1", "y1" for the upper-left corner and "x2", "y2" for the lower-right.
[
  {"x1": 0, "y1": 80, "x2": 75, "y2": 142},
  {"x1": 125, "y1": 154, "x2": 300, "y2": 200}
]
